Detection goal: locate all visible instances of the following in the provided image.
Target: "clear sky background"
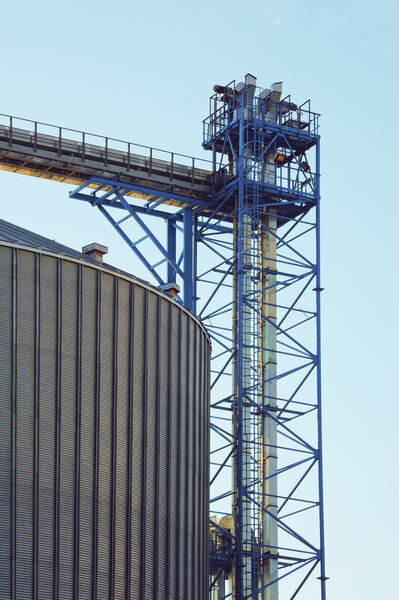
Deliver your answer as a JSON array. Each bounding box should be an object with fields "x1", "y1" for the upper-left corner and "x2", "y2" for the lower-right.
[{"x1": 1, "y1": 0, "x2": 398, "y2": 598}]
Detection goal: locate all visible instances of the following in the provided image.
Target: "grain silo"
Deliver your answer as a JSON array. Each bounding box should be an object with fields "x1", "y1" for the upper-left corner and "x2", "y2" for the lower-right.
[{"x1": 0, "y1": 218, "x2": 210, "y2": 600}]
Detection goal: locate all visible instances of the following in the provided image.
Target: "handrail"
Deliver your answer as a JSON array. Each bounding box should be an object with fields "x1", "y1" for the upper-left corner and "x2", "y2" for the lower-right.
[{"x1": 0, "y1": 112, "x2": 213, "y2": 173}]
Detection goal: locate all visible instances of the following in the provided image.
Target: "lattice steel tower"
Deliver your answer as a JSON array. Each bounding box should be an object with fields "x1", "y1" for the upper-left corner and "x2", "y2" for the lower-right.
[{"x1": 204, "y1": 75, "x2": 326, "y2": 600}]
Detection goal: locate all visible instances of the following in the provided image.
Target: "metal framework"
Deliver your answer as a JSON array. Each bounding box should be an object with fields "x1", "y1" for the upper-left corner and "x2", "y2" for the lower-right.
[{"x1": 0, "y1": 75, "x2": 327, "y2": 600}]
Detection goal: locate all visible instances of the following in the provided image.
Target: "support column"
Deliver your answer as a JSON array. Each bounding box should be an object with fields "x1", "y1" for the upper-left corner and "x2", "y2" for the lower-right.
[
  {"x1": 260, "y1": 211, "x2": 278, "y2": 600},
  {"x1": 260, "y1": 112, "x2": 279, "y2": 599},
  {"x1": 183, "y1": 208, "x2": 196, "y2": 312},
  {"x1": 215, "y1": 569, "x2": 226, "y2": 600},
  {"x1": 167, "y1": 219, "x2": 176, "y2": 283}
]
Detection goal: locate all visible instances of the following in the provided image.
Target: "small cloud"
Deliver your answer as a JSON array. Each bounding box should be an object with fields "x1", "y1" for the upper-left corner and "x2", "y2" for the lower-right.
[{"x1": 265, "y1": 3, "x2": 286, "y2": 26}]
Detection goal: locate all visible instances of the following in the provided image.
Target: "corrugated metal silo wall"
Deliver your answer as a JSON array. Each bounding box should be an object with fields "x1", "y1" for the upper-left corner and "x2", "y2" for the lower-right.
[{"x1": 0, "y1": 243, "x2": 210, "y2": 600}]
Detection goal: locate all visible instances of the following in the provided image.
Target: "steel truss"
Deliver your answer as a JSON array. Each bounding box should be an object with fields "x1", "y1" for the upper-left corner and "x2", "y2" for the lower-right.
[{"x1": 68, "y1": 79, "x2": 326, "y2": 600}]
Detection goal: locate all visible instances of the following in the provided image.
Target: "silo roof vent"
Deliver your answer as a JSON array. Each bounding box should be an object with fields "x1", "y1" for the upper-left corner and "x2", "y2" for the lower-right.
[
  {"x1": 159, "y1": 281, "x2": 180, "y2": 298},
  {"x1": 82, "y1": 242, "x2": 108, "y2": 263}
]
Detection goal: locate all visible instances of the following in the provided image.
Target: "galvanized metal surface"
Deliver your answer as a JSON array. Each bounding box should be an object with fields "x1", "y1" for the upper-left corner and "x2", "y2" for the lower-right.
[{"x1": 0, "y1": 241, "x2": 210, "y2": 600}]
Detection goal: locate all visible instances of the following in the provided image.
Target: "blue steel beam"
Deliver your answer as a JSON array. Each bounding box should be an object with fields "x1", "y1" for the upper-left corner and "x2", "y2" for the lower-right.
[
  {"x1": 69, "y1": 175, "x2": 211, "y2": 209},
  {"x1": 167, "y1": 219, "x2": 177, "y2": 283},
  {"x1": 115, "y1": 195, "x2": 184, "y2": 279},
  {"x1": 97, "y1": 204, "x2": 164, "y2": 285},
  {"x1": 315, "y1": 132, "x2": 328, "y2": 599},
  {"x1": 71, "y1": 189, "x2": 177, "y2": 220},
  {"x1": 183, "y1": 208, "x2": 196, "y2": 312}
]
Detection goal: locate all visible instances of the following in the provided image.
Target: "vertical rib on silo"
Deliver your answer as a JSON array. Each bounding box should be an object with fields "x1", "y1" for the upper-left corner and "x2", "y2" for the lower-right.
[
  {"x1": 16, "y1": 250, "x2": 36, "y2": 600},
  {"x1": 38, "y1": 255, "x2": 57, "y2": 599},
  {"x1": 79, "y1": 266, "x2": 97, "y2": 598},
  {"x1": 59, "y1": 259, "x2": 78, "y2": 598},
  {"x1": 0, "y1": 247, "x2": 12, "y2": 598}
]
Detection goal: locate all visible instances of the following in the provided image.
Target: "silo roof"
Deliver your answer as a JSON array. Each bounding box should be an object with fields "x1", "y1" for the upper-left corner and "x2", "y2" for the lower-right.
[
  {"x1": 0, "y1": 217, "x2": 127, "y2": 275},
  {"x1": 0, "y1": 218, "x2": 86, "y2": 260}
]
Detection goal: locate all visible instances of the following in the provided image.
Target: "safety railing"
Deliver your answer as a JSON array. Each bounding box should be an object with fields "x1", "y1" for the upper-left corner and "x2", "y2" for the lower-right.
[
  {"x1": 0, "y1": 113, "x2": 213, "y2": 185},
  {"x1": 203, "y1": 91, "x2": 320, "y2": 145},
  {"x1": 214, "y1": 156, "x2": 317, "y2": 197}
]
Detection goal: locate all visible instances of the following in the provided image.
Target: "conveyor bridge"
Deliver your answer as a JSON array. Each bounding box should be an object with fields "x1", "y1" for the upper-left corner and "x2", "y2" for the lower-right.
[{"x1": 0, "y1": 113, "x2": 213, "y2": 206}]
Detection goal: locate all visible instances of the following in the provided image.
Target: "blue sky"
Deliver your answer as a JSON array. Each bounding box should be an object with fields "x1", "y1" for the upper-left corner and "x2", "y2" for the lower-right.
[{"x1": 1, "y1": 0, "x2": 398, "y2": 598}]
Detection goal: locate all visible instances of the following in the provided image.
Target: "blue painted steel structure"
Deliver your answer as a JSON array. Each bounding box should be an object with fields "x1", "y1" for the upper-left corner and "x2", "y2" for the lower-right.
[
  {"x1": 67, "y1": 77, "x2": 327, "y2": 600},
  {"x1": 0, "y1": 76, "x2": 327, "y2": 599},
  {"x1": 202, "y1": 78, "x2": 326, "y2": 600}
]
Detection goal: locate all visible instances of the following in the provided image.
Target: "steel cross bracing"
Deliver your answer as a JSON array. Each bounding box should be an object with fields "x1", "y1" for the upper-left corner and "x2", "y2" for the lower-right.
[
  {"x1": 204, "y1": 80, "x2": 326, "y2": 600},
  {"x1": 0, "y1": 78, "x2": 327, "y2": 600}
]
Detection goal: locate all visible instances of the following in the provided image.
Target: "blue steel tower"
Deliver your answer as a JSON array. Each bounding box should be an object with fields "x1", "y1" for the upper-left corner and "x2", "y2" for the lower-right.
[
  {"x1": 0, "y1": 74, "x2": 327, "y2": 600},
  {"x1": 204, "y1": 75, "x2": 326, "y2": 600}
]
